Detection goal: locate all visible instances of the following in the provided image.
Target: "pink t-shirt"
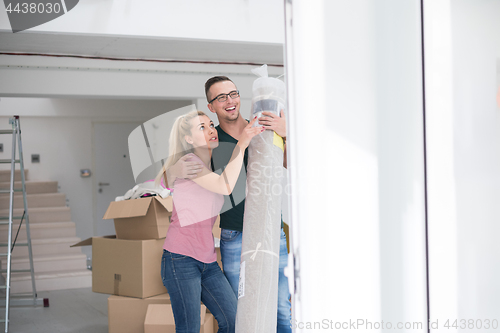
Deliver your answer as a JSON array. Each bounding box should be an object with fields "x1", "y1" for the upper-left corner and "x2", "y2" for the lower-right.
[{"x1": 163, "y1": 155, "x2": 224, "y2": 263}]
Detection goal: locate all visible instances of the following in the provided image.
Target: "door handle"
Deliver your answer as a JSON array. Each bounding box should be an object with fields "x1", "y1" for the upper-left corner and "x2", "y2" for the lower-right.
[{"x1": 98, "y1": 182, "x2": 110, "y2": 186}]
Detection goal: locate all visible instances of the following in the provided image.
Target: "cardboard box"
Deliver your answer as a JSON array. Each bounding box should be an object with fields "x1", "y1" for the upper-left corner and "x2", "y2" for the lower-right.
[
  {"x1": 144, "y1": 304, "x2": 208, "y2": 333},
  {"x1": 212, "y1": 215, "x2": 221, "y2": 240},
  {"x1": 206, "y1": 308, "x2": 219, "y2": 333},
  {"x1": 103, "y1": 196, "x2": 173, "y2": 240},
  {"x1": 71, "y1": 236, "x2": 167, "y2": 298},
  {"x1": 203, "y1": 313, "x2": 215, "y2": 333},
  {"x1": 215, "y1": 247, "x2": 222, "y2": 270},
  {"x1": 108, "y1": 293, "x2": 171, "y2": 333},
  {"x1": 283, "y1": 222, "x2": 290, "y2": 253}
]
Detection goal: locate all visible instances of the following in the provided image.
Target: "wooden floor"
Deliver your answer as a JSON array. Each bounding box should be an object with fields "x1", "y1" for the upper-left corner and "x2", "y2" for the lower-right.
[{"x1": 3, "y1": 288, "x2": 108, "y2": 333}]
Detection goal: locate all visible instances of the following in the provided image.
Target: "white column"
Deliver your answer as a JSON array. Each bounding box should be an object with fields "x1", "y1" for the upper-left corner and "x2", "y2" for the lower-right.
[
  {"x1": 286, "y1": 0, "x2": 427, "y2": 331},
  {"x1": 423, "y1": 1, "x2": 459, "y2": 331}
]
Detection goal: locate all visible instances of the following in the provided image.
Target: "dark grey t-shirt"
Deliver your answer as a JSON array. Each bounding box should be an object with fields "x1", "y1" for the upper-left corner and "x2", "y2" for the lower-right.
[{"x1": 210, "y1": 124, "x2": 248, "y2": 232}]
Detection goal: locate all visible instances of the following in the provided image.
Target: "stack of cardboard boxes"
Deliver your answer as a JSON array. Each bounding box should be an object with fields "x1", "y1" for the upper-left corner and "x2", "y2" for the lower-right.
[{"x1": 71, "y1": 195, "x2": 221, "y2": 333}]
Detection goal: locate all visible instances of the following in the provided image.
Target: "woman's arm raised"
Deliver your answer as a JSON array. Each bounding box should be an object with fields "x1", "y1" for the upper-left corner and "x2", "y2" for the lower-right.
[{"x1": 192, "y1": 117, "x2": 263, "y2": 195}]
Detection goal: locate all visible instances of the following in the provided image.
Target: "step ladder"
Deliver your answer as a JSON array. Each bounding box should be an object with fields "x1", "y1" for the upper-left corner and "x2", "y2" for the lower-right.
[{"x1": 0, "y1": 116, "x2": 48, "y2": 333}]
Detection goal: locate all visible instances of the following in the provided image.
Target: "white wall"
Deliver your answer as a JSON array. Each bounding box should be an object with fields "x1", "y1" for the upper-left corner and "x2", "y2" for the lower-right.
[
  {"x1": 287, "y1": 0, "x2": 427, "y2": 331},
  {"x1": 0, "y1": 54, "x2": 283, "y2": 99},
  {"x1": 424, "y1": 1, "x2": 500, "y2": 331},
  {"x1": 0, "y1": 0, "x2": 285, "y2": 44},
  {"x1": 423, "y1": 0, "x2": 460, "y2": 329},
  {"x1": 451, "y1": 0, "x2": 500, "y2": 327}
]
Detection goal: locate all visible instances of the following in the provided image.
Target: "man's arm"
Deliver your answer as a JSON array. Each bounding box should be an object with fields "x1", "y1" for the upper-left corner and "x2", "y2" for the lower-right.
[
  {"x1": 258, "y1": 109, "x2": 286, "y2": 137},
  {"x1": 164, "y1": 153, "x2": 204, "y2": 188}
]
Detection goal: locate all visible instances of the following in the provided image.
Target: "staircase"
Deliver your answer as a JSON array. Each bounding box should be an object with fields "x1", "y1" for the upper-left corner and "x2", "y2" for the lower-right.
[{"x1": 0, "y1": 169, "x2": 91, "y2": 293}]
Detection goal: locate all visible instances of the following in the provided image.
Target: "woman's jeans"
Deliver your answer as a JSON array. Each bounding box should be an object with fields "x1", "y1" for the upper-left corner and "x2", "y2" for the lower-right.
[
  {"x1": 161, "y1": 250, "x2": 237, "y2": 333},
  {"x1": 220, "y1": 228, "x2": 292, "y2": 333}
]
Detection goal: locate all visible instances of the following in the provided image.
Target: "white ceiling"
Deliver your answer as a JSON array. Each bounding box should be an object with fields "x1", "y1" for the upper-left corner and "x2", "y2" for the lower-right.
[{"x1": 0, "y1": 30, "x2": 284, "y2": 66}]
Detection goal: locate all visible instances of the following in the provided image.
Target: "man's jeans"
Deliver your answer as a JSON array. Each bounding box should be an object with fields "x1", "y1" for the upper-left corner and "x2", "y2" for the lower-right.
[
  {"x1": 161, "y1": 250, "x2": 237, "y2": 333},
  {"x1": 220, "y1": 228, "x2": 292, "y2": 333}
]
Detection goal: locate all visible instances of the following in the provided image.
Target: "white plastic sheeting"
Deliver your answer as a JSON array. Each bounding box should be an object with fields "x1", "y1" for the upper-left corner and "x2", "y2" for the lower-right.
[{"x1": 235, "y1": 65, "x2": 285, "y2": 333}]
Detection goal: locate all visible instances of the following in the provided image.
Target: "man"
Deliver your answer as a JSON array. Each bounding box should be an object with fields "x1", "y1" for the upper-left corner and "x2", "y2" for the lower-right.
[{"x1": 168, "y1": 76, "x2": 291, "y2": 333}]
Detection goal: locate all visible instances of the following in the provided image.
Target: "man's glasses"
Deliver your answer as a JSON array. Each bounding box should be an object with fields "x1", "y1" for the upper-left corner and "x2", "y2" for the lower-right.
[{"x1": 209, "y1": 90, "x2": 240, "y2": 103}]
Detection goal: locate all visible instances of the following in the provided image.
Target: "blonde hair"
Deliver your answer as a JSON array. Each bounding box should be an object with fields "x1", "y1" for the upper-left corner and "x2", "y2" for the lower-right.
[{"x1": 155, "y1": 110, "x2": 207, "y2": 187}]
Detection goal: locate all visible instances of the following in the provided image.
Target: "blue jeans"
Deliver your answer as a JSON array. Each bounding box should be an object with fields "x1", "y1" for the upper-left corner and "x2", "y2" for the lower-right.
[
  {"x1": 161, "y1": 250, "x2": 237, "y2": 333},
  {"x1": 220, "y1": 228, "x2": 292, "y2": 333}
]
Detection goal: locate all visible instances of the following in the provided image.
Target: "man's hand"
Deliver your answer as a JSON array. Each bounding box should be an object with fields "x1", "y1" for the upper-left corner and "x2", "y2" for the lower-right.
[
  {"x1": 170, "y1": 153, "x2": 204, "y2": 180},
  {"x1": 258, "y1": 109, "x2": 286, "y2": 138}
]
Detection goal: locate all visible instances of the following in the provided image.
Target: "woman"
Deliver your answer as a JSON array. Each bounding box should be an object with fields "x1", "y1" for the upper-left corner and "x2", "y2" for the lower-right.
[{"x1": 156, "y1": 110, "x2": 263, "y2": 333}]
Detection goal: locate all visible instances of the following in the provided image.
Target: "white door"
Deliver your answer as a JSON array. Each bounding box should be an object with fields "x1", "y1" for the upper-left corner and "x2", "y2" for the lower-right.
[{"x1": 92, "y1": 122, "x2": 141, "y2": 237}]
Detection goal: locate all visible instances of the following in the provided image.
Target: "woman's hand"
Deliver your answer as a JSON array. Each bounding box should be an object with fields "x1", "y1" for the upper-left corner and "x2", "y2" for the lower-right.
[{"x1": 237, "y1": 116, "x2": 265, "y2": 150}]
